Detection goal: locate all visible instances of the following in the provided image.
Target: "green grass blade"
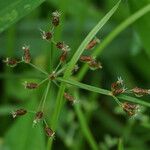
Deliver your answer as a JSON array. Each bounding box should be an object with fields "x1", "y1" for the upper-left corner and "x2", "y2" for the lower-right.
[
  {"x1": 57, "y1": 77, "x2": 110, "y2": 96},
  {"x1": 0, "y1": 0, "x2": 45, "y2": 33},
  {"x1": 64, "y1": 0, "x2": 121, "y2": 78},
  {"x1": 128, "y1": 0, "x2": 150, "y2": 58},
  {"x1": 74, "y1": 99, "x2": 99, "y2": 150},
  {"x1": 118, "y1": 139, "x2": 124, "y2": 150},
  {"x1": 57, "y1": 77, "x2": 150, "y2": 107},
  {"x1": 47, "y1": 1, "x2": 121, "y2": 149},
  {"x1": 77, "y1": 3, "x2": 150, "y2": 80}
]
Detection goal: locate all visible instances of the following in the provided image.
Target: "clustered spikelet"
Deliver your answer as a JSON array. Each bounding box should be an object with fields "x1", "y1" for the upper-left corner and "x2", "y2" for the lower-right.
[
  {"x1": 85, "y1": 38, "x2": 100, "y2": 50},
  {"x1": 64, "y1": 92, "x2": 76, "y2": 104},
  {"x1": 122, "y1": 102, "x2": 139, "y2": 116},
  {"x1": 41, "y1": 31, "x2": 53, "y2": 40},
  {"x1": 45, "y1": 126, "x2": 55, "y2": 137},
  {"x1": 111, "y1": 77, "x2": 126, "y2": 96},
  {"x1": 33, "y1": 111, "x2": 44, "y2": 125},
  {"x1": 52, "y1": 10, "x2": 61, "y2": 27},
  {"x1": 12, "y1": 109, "x2": 27, "y2": 118},
  {"x1": 80, "y1": 55, "x2": 102, "y2": 70},
  {"x1": 3, "y1": 58, "x2": 18, "y2": 67},
  {"x1": 131, "y1": 87, "x2": 150, "y2": 97},
  {"x1": 24, "y1": 82, "x2": 38, "y2": 89},
  {"x1": 22, "y1": 45, "x2": 31, "y2": 63}
]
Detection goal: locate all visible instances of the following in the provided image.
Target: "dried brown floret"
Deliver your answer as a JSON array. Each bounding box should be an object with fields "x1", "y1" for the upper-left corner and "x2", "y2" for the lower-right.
[
  {"x1": 88, "y1": 60, "x2": 102, "y2": 70},
  {"x1": 24, "y1": 82, "x2": 38, "y2": 89},
  {"x1": 12, "y1": 109, "x2": 27, "y2": 118},
  {"x1": 3, "y1": 58, "x2": 18, "y2": 67},
  {"x1": 85, "y1": 38, "x2": 100, "y2": 50},
  {"x1": 60, "y1": 51, "x2": 67, "y2": 62},
  {"x1": 79, "y1": 55, "x2": 93, "y2": 62},
  {"x1": 45, "y1": 126, "x2": 55, "y2": 137},
  {"x1": 22, "y1": 45, "x2": 31, "y2": 63},
  {"x1": 56, "y1": 42, "x2": 70, "y2": 51},
  {"x1": 33, "y1": 111, "x2": 43, "y2": 125},
  {"x1": 131, "y1": 87, "x2": 150, "y2": 97},
  {"x1": 41, "y1": 31, "x2": 52, "y2": 40},
  {"x1": 111, "y1": 77, "x2": 126, "y2": 96},
  {"x1": 52, "y1": 11, "x2": 61, "y2": 27},
  {"x1": 122, "y1": 102, "x2": 138, "y2": 116},
  {"x1": 64, "y1": 92, "x2": 75, "y2": 103}
]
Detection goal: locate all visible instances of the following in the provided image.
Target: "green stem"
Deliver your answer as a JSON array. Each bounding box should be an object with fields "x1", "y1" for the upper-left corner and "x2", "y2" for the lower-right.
[
  {"x1": 38, "y1": 77, "x2": 49, "y2": 87},
  {"x1": 74, "y1": 91, "x2": 99, "y2": 150},
  {"x1": 57, "y1": 77, "x2": 150, "y2": 107},
  {"x1": 41, "y1": 81, "x2": 51, "y2": 111},
  {"x1": 28, "y1": 62, "x2": 49, "y2": 76}
]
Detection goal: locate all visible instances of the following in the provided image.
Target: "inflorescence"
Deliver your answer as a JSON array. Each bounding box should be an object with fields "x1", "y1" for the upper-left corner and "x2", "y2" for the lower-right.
[
  {"x1": 3, "y1": 10, "x2": 150, "y2": 138},
  {"x1": 3, "y1": 10, "x2": 102, "y2": 138}
]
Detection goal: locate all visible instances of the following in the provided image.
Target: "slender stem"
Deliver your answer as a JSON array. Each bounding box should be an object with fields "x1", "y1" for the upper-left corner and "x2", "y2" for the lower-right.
[
  {"x1": 112, "y1": 95, "x2": 122, "y2": 107},
  {"x1": 56, "y1": 64, "x2": 67, "y2": 76},
  {"x1": 54, "y1": 61, "x2": 62, "y2": 73},
  {"x1": 41, "y1": 81, "x2": 51, "y2": 111},
  {"x1": 74, "y1": 91, "x2": 99, "y2": 150},
  {"x1": 56, "y1": 77, "x2": 150, "y2": 107},
  {"x1": 38, "y1": 77, "x2": 49, "y2": 87},
  {"x1": 28, "y1": 62, "x2": 49, "y2": 75}
]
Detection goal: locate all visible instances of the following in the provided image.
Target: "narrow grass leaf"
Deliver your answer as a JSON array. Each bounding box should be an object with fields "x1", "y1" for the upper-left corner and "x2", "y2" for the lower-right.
[
  {"x1": 77, "y1": 3, "x2": 150, "y2": 80},
  {"x1": 0, "y1": 0, "x2": 45, "y2": 33},
  {"x1": 57, "y1": 77, "x2": 150, "y2": 107}
]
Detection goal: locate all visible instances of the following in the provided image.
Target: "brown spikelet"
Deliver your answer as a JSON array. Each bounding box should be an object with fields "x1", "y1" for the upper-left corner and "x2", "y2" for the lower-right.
[
  {"x1": 131, "y1": 87, "x2": 150, "y2": 97},
  {"x1": 52, "y1": 11, "x2": 61, "y2": 27},
  {"x1": 122, "y1": 102, "x2": 138, "y2": 116},
  {"x1": 88, "y1": 60, "x2": 102, "y2": 70},
  {"x1": 24, "y1": 82, "x2": 38, "y2": 89},
  {"x1": 60, "y1": 51, "x2": 67, "y2": 62},
  {"x1": 79, "y1": 55, "x2": 93, "y2": 62},
  {"x1": 3, "y1": 58, "x2": 18, "y2": 67},
  {"x1": 12, "y1": 109, "x2": 27, "y2": 118},
  {"x1": 85, "y1": 38, "x2": 100, "y2": 50},
  {"x1": 41, "y1": 31, "x2": 52, "y2": 40},
  {"x1": 64, "y1": 92, "x2": 75, "y2": 103},
  {"x1": 45, "y1": 126, "x2": 55, "y2": 137},
  {"x1": 22, "y1": 45, "x2": 31, "y2": 63},
  {"x1": 33, "y1": 111, "x2": 43, "y2": 125}
]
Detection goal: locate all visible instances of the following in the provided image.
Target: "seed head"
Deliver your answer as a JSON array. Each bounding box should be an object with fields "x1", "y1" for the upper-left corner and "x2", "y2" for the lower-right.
[
  {"x1": 79, "y1": 55, "x2": 93, "y2": 62},
  {"x1": 41, "y1": 30, "x2": 52, "y2": 40},
  {"x1": 60, "y1": 51, "x2": 67, "y2": 62},
  {"x1": 52, "y1": 11, "x2": 61, "y2": 27},
  {"x1": 12, "y1": 109, "x2": 27, "y2": 118},
  {"x1": 131, "y1": 87, "x2": 150, "y2": 97},
  {"x1": 33, "y1": 111, "x2": 43, "y2": 125},
  {"x1": 88, "y1": 60, "x2": 102, "y2": 70},
  {"x1": 111, "y1": 77, "x2": 126, "y2": 96},
  {"x1": 24, "y1": 82, "x2": 38, "y2": 89},
  {"x1": 3, "y1": 58, "x2": 18, "y2": 67},
  {"x1": 56, "y1": 42, "x2": 70, "y2": 52},
  {"x1": 64, "y1": 92, "x2": 76, "y2": 104},
  {"x1": 22, "y1": 45, "x2": 31, "y2": 63},
  {"x1": 85, "y1": 38, "x2": 100, "y2": 50},
  {"x1": 45, "y1": 126, "x2": 55, "y2": 137},
  {"x1": 122, "y1": 102, "x2": 139, "y2": 116}
]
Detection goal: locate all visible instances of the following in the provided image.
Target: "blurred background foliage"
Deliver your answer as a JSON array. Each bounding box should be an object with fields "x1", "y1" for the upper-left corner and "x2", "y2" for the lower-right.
[{"x1": 0, "y1": 0, "x2": 150, "y2": 150}]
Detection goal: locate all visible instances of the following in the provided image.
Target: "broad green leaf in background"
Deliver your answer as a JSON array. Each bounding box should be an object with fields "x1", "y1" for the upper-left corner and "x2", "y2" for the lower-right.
[
  {"x1": 128, "y1": 0, "x2": 150, "y2": 57},
  {"x1": 3, "y1": 97, "x2": 45, "y2": 150},
  {"x1": 0, "y1": 0, "x2": 45, "y2": 33}
]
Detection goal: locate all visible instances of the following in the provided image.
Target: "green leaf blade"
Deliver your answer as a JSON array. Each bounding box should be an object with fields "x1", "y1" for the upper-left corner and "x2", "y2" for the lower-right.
[{"x1": 0, "y1": 0, "x2": 45, "y2": 33}]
